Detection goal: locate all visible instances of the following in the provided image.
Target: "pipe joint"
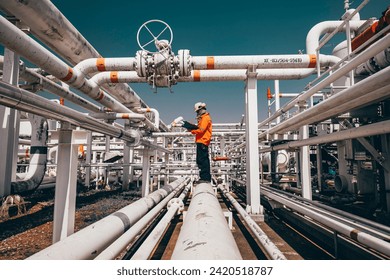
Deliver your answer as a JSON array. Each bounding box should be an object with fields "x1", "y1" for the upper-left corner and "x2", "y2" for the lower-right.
[{"x1": 167, "y1": 197, "x2": 184, "y2": 215}]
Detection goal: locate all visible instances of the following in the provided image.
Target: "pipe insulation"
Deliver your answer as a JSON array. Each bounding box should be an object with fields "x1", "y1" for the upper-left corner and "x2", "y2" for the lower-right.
[
  {"x1": 171, "y1": 183, "x2": 242, "y2": 260},
  {"x1": 28, "y1": 177, "x2": 188, "y2": 259}
]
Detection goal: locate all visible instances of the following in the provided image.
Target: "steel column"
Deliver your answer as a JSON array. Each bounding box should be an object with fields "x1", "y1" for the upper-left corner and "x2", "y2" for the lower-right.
[
  {"x1": 142, "y1": 148, "x2": 151, "y2": 197},
  {"x1": 244, "y1": 66, "x2": 262, "y2": 215},
  {"x1": 0, "y1": 48, "x2": 19, "y2": 196},
  {"x1": 52, "y1": 124, "x2": 87, "y2": 242},
  {"x1": 298, "y1": 104, "x2": 312, "y2": 199}
]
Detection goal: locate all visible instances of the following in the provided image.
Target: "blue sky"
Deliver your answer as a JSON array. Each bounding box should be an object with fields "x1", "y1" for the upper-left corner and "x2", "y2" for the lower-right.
[{"x1": 47, "y1": 0, "x2": 388, "y2": 124}]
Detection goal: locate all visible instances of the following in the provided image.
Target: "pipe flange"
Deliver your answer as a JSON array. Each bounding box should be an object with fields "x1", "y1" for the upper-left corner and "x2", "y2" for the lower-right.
[{"x1": 167, "y1": 197, "x2": 184, "y2": 214}]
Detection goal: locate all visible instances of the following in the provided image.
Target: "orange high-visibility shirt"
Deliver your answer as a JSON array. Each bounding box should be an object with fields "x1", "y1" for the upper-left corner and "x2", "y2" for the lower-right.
[{"x1": 191, "y1": 112, "x2": 212, "y2": 146}]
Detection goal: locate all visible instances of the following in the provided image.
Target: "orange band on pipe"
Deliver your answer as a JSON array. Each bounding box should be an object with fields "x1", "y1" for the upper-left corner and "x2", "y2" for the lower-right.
[
  {"x1": 206, "y1": 56, "x2": 215, "y2": 69},
  {"x1": 308, "y1": 54, "x2": 316, "y2": 68},
  {"x1": 122, "y1": 114, "x2": 129, "y2": 119},
  {"x1": 96, "y1": 90, "x2": 105, "y2": 101},
  {"x1": 110, "y1": 71, "x2": 119, "y2": 83},
  {"x1": 61, "y1": 67, "x2": 73, "y2": 81},
  {"x1": 193, "y1": 70, "x2": 201, "y2": 81},
  {"x1": 60, "y1": 98, "x2": 65, "y2": 106},
  {"x1": 25, "y1": 148, "x2": 29, "y2": 158},
  {"x1": 96, "y1": 58, "x2": 106, "y2": 71},
  {"x1": 146, "y1": 107, "x2": 151, "y2": 112}
]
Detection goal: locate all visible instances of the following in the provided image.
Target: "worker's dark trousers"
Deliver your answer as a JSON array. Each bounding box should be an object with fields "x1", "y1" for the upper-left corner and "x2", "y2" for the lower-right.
[{"x1": 196, "y1": 143, "x2": 211, "y2": 182}]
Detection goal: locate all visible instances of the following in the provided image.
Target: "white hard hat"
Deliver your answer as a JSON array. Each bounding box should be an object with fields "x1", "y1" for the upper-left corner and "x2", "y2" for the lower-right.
[{"x1": 194, "y1": 102, "x2": 206, "y2": 112}]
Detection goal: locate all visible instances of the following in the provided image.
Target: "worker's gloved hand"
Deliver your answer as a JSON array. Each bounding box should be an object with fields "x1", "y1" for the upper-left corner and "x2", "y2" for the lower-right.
[{"x1": 182, "y1": 121, "x2": 198, "y2": 130}]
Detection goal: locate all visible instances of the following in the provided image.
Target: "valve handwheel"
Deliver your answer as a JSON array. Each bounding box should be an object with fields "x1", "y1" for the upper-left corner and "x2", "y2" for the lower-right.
[{"x1": 137, "y1": 19, "x2": 173, "y2": 54}]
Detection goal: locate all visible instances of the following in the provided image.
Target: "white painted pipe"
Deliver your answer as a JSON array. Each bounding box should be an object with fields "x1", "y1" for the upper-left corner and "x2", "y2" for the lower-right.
[
  {"x1": 75, "y1": 58, "x2": 137, "y2": 75},
  {"x1": 89, "y1": 112, "x2": 146, "y2": 121},
  {"x1": 11, "y1": 114, "x2": 48, "y2": 193},
  {"x1": 138, "y1": 107, "x2": 160, "y2": 129},
  {"x1": 19, "y1": 64, "x2": 102, "y2": 112},
  {"x1": 261, "y1": 188, "x2": 390, "y2": 257},
  {"x1": 0, "y1": 15, "x2": 130, "y2": 113},
  {"x1": 179, "y1": 68, "x2": 315, "y2": 82},
  {"x1": 219, "y1": 184, "x2": 287, "y2": 260},
  {"x1": 261, "y1": 119, "x2": 390, "y2": 152},
  {"x1": 262, "y1": 66, "x2": 390, "y2": 136},
  {"x1": 95, "y1": 178, "x2": 190, "y2": 259},
  {"x1": 130, "y1": 181, "x2": 192, "y2": 260},
  {"x1": 306, "y1": 20, "x2": 365, "y2": 54},
  {"x1": 191, "y1": 54, "x2": 338, "y2": 69},
  {"x1": 0, "y1": 81, "x2": 140, "y2": 144},
  {"x1": 28, "y1": 177, "x2": 187, "y2": 259},
  {"x1": 258, "y1": 33, "x2": 390, "y2": 131},
  {"x1": 171, "y1": 183, "x2": 242, "y2": 260}
]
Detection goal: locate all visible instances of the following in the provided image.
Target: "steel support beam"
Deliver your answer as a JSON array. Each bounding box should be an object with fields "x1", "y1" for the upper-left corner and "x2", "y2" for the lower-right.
[
  {"x1": 0, "y1": 48, "x2": 19, "y2": 196},
  {"x1": 244, "y1": 66, "x2": 263, "y2": 216}
]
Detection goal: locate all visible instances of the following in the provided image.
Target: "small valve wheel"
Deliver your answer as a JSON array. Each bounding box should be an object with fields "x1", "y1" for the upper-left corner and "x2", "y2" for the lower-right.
[{"x1": 137, "y1": 19, "x2": 173, "y2": 54}]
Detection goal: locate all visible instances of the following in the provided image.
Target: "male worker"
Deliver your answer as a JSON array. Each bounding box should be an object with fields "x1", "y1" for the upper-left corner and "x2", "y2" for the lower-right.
[{"x1": 182, "y1": 102, "x2": 212, "y2": 183}]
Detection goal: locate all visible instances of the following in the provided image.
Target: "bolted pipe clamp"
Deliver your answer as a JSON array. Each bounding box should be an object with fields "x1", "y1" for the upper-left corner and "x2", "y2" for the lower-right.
[{"x1": 167, "y1": 197, "x2": 184, "y2": 215}]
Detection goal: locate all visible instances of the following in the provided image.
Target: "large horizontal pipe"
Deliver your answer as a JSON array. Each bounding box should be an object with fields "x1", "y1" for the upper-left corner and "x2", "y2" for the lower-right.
[
  {"x1": 95, "y1": 177, "x2": 191, "y2": 260},
  {"x1": 171, "y1": 183, "x2": 242, "y2": 260},
  {"x1": 28, "y1": 177, "x2": 187, "y2": 259},
  {"x1": 257, "y1": 32, "x2": 390, "y2": 130},
  {"x1": 260, "y1": 120, "x2": 390, "y2": 153},
  {"x1": 219, "y1": 184, "x2": 287, "y2": 260},
  {"x1": 261, "y1": 66, "x2": 390, "y2": 137},
  {"x1": 0, "y1": 15, "x2": 130, "y2": 113},
  {"x1": 191, "y1": 54, "x2": 338, "y2": 69},
  {"x1": 0, "y1": 81, "x2": 139, "y2": 144},
  {"x1": 261, "y1": 187, "x2": 390, "y2": 257},
  {"x1": 130, "y1": 180, "x2": 192, "y2": 260}
]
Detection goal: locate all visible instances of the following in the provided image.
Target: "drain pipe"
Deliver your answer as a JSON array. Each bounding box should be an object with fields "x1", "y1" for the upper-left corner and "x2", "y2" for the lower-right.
[
  {"x1": 219, "y1": 184, "x2": 287, "y2": 260},
  {"x1": 131, "y1": 180, "x2": 192, "y2": 260},
  {"x1": 28, "y1": 177, "x2": 187, "y2": 259},
  {"x1": 171, "y1": 183, "x2": 242, "y2": 260},
  {"x1": 11, "y1": 114, "x2": 48, "y2": 193},
  {"x1": 96, "y1": 177, "x2": 191, "y2": 259}
]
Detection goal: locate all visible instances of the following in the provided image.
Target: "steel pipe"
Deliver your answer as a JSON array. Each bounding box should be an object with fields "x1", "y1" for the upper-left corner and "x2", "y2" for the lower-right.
[
  {"x1": 260, "y1": 120, "x2": 390, "y2": 153},
  {"x1": 261, "y1": 188, "x2": 390, "y2": 257},
  {"x1": 0, "y1": 15, "x2": 130, "y2": 113},
  {"x1": 261, "y1": 66, "x2": 390, "y2": 136},
  {"x1": 28, "y1": 177, "x2": 188, "y2": 259},
  {"x1": 0, "y1": 81, "x2": 139, "y2": 144},
  {"x1": 95, "y1": 177, "x2": 191, "y2": 260},
  {"x1": 171, "y1": 183, "x2": 242, "y2": 260},
  {"x1": 257, "y1": 33, "x2": 390, "y2": 131},
  {"x1": 75, "y1": 58, "x2": 137, "y2": 75},
  {"x1": 130, "y1": 180, "x2": 192, "y2": 260},
  {"x1": 219, "y1": 184, "x2": 287, "y2": 260},
  {"x1": 191, "y1": 54, "x2": 339, "y2": 70}
]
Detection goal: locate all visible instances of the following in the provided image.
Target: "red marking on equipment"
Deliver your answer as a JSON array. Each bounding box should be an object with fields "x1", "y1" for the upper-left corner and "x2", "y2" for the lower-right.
[
  {"x1": 110, "y1": 71, "x2": 119, "y2": 83},
  {"x1": 96, "y1": 58, "x2": 106, "y2": 71},
  {"x1": 206, "y1": 56, "x2": 215, "y2": 69},
  {"x1": 194, "y1": 70, "x2": 201, "y2": 81},
  {"x1": 61, "y1": 67, "x2": 73, "y2": 81},
  {"x1": 308, "y1": 54, "x2": 316, "y2": 68},
  {"x1": 96, "y1": 90, "x2": 105, "y2": 101},
  {"x1": 267, "y1": 87, "x2": 273, "y2": 100}
]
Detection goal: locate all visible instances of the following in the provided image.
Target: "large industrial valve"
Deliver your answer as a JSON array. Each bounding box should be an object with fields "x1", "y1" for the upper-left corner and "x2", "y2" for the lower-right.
[{"x1": 135, "y1": 19, "x2": 192, "y2": 89}]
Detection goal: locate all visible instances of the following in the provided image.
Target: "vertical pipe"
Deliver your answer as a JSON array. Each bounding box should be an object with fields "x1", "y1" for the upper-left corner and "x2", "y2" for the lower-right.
[
  {"x1": 274, "y1": 80, "x2": 280, "y2": 124},
  {"x1": 171, "y1": 183, "x2": 242, "y2": 260},
  {"x1": 244, "y1": 66, "x2": 262, "y2": 215},
  {"x1": 142, "y1": 149, "x2": 150, "y2": 197},
  {"x1": 84, "y1": 131, "x2": 92, "y2": 188},
  {"x1": 299, "y1": 104, "x2": 312, "y2": 199}
]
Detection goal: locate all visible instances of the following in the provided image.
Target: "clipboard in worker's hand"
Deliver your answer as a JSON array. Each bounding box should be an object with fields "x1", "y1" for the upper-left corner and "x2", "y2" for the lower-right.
[{"x1": 182, "y1": 121, "x2": 198, "y2": 130}]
